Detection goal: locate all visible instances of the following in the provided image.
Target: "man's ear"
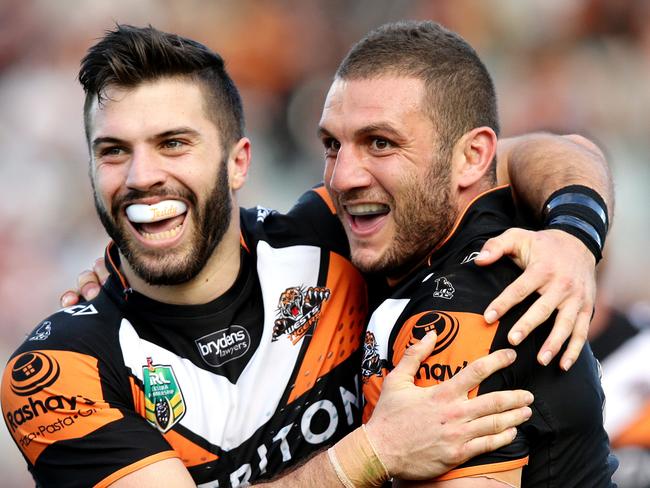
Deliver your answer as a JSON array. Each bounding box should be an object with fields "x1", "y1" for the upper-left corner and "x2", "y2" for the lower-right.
[
  {"x1": 453, "y1": 127, "x2": 498, "y2": 189},
  {"x1": 228, "y1": 137, "x2": 251, "y2": 191}
]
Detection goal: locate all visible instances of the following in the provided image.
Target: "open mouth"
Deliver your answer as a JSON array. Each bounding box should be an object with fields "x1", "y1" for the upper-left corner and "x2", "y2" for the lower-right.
[
  {"x1": 344, "y1": 203, "x2": 390, "y2": 231},
  {"x1": 125, "y1": 200, "x2": 188, "y2": 241}
]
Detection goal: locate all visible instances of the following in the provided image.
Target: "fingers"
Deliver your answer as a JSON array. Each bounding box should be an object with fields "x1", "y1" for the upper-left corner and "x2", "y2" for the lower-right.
[
  {"x1": 445, "y1": 349, "x2": 517, "y2": 394},
  {"x1": 483, "y1": 269, "x2": 545, "y2": 325},
  {"x1": 558, "y1": 309, "x2": 591, "y2": 371},
  {"x1": 462, "y1": 427, "x2": 519, "y2": 461},
  {"x1": 390, "y1": 331, "x2": 438, "y2": 380},
  {"x1": 77, "y1": 269, "x2": 102, "y2": 301},
  {"x1": 93, "y1": 257, "x2": 110, "y2": 285},
  {"x1": 529, "y1": 297, "x2": 580, "y2": 366},
  {"x1": 61, "y1": 259, "x2": 107, "y2": 307},
  {"x1": 465, "y1": 405, "x2": 532, "y2": 441},
  {"x1": 464, "y1": 389, "x2": 534, "y2": 419},
  {"x1": 474, "y1": 229, "x2": 519, "y2": 266},
  {"x1": 60, "y1": 290, "x2": 80, "y2": 308},
  {"x1": 462, "y1": 395, "x2": 534, "y2": 460},
  {"x1": 505, "y1": 279, "x2": 566, "y2": 347}
]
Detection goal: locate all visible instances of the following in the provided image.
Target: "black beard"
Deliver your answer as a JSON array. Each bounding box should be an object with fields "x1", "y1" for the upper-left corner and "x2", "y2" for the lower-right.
[{"x1": 92, "y1": 160, "x2": 232, "y2": 286}]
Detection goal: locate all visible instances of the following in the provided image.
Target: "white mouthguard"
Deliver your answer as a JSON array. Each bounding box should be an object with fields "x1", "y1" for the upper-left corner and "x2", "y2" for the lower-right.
[{"x1": 125, "y1": 200, "x2": 188, "y2": 223}]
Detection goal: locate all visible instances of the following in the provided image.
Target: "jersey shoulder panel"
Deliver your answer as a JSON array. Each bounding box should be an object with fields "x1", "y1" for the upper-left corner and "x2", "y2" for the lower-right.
[
  {"x1": 1, "y1": 291, "x2": 176, "y2": 487},
  {"x1": 9, "y1": 290, "x2": 123, "y2": 358},
  {"x1": 240, "y1": 184, "x2": 349, "y2": 255},
  {"x1": 362, "y1": 260, "x2": 535, "y2": 472}
]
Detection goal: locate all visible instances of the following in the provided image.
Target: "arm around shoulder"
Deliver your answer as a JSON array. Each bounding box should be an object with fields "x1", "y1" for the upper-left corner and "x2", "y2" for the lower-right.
[
  {"x1": 496, "y1": 132, "x2": 614, "y2": 222},
  {"x1": 254, "y1": 335, "x2": 533, "y2": 486}
]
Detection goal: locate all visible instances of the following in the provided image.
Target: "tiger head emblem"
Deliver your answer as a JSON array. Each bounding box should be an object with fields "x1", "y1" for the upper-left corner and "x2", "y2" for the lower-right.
[
  {"x1": 273, "y1": 286, "x2": 331, "y2": 343},
  {"x1": 277, "y1": 287, "x2": 305, "y2": 320}
]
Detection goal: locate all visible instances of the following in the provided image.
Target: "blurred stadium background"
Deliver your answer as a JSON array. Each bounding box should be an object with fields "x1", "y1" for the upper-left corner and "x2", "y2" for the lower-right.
[{"x1": 1, "y1": 0, "x2": 649, "y2": 485}]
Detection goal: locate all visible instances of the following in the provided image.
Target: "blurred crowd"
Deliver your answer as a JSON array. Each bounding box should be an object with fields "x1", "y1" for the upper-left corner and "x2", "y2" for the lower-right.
[{"x1": 0, "y1": 0, "x2": 648, "y2": 486}]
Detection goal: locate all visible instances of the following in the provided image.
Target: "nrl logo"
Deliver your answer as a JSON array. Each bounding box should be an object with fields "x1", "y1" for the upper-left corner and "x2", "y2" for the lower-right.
[
  {"x1": 272, "y1": 286, "x2": 331, "y2": 344},
  {"x1": 142, "y1": 358, "x2": 186, "y2": 433}
]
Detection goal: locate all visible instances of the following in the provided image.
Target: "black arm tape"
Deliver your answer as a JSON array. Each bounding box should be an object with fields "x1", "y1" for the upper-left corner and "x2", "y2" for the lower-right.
[{"x1": 542, "y1": 185, "x2": 609, "y2": 262}]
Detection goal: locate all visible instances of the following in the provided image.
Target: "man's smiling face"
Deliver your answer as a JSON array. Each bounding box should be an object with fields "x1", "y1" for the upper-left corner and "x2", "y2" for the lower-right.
[
  {"x1": 88, "y1": 77, "x2": 233, "y2": 285},
  {"x1": 319, "y1": 76, "x2": 454, "y2": 277}
]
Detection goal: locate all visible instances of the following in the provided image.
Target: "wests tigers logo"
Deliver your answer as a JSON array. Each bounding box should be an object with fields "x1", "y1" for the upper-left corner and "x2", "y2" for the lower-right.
[
  {"x1": 272, "y1": 286, "x2": 330, "y2": 344},
  {"x1": 361, "y1": 331, "x2": 383, "y2": 382}
]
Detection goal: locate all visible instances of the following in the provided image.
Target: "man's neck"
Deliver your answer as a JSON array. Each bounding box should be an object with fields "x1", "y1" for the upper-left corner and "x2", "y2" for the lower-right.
[
  {"x1": 388, "y1": 184, "x2": 496, "y2": 284},
  {"x1": 121, "y1": 226, "x2": 242, "y2": 306}
]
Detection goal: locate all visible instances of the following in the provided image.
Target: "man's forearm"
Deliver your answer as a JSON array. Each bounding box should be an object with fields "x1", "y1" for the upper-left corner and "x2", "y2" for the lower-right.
[
  {"x1": 496, "y1": 132, "x2": 614, "y2": 222},
  {"x1": 254, "y1": 343, "x2": 534, "y2": 487},
  {"x1": 255, "y1": 449, "x2": 342, "y2": 487}
]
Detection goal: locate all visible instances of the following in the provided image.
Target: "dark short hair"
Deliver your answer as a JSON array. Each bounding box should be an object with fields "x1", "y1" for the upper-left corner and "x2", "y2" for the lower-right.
[
  {"x1": 79, "y1": 24, "x2": 244, "y2": 150},
  {"x1": 337, "y1": 21, "x2": 498, "y2": 174}
]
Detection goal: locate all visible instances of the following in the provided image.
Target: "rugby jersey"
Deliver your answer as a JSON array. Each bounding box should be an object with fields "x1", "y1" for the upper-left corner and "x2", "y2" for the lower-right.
[
  {"x1": 2, "y1": 187, "x2": 367, "y2": 487},
  {"x1": 362, "y1": 187, "x2": 617, "y2": 487}
]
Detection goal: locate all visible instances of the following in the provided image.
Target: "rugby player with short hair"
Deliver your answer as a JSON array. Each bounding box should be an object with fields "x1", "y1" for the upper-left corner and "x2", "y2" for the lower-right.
[{"x1": 319, "y1": 20, "x2": 615, "y2": 486}]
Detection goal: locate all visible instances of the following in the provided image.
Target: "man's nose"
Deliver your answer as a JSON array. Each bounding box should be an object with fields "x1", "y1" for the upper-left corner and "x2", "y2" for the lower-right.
[
  {"x1": 125, "y1": 148, "x2": 167, "y2": 191},
  {"x1": 328, "y1": 145, "x2": 373, "y2": 193}
]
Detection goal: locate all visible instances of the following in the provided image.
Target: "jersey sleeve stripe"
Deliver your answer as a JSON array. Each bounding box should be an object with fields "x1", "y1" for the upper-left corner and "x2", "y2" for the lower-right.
[
  {"x1": 94, "y1": 450, "x2": 179, "y2": 488},
  {"x1": 312, "y1": 186, "x2": 337, "y2": 214},
  {"x1": 435, "y1": 456, "x2": 529, "y2": 481}
]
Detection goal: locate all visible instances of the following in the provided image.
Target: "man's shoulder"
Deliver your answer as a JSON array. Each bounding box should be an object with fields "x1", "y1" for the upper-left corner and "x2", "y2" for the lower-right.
[
  {"x1": 374, "y1": 256, "x2": 530, "y2": 364},
  {"x1": 8, "y1": 290, "x2": 122, "y2": 362},
  {"x1": 239, "y1": 185, "x2": 348, "y2": 255},
  {"x1": 0, "y1": 290, "x2": 150, "y2": 485},
  {"x1": 398, "y1": 252, "x2": 522, "y2": 312}
]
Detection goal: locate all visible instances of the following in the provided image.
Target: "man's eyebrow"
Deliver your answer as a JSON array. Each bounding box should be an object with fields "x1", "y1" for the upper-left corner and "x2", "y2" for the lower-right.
[
  {"x1": 317, "y1": 123, "x2": 404, "y2": 141},
  {"x1": 92, "y1": 136, "x2": 123, "y2": 149},
  {"x1": 317, "y1": 126, "x2": 333, "y2": 139},
  {"x1": 91, "y1": 128, "x2": 201, "y2": 149},
  {"x1": 355, "y1": 123, "x2": 403, "y2": 139},
  {"x1": 153, "y1": 127, "x2": 201, "y2": 141}
]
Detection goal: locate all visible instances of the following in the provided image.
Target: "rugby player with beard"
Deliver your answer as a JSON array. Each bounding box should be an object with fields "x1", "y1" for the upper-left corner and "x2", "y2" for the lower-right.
[{"x1": 320, "y1": 21, "x2": 615, "y2": 486}]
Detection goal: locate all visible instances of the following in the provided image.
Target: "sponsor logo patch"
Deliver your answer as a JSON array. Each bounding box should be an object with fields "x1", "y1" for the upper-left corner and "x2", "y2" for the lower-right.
[
  {"x1": 28, "y1": 321, "x2": 52, "y2": 342},
  {"x1": 402, "y1": 311, "x2": 460, "y2": 356},
  {"x1": 391, "y1": 311, "x2": 496, "y2": 391},
  {"x1": 272, "y1": 286, "x2": 331, "y2": 344},
  {"x1": 195, "y1": 325, "x2": 251, "y2": 367},
  {"x1": 143, "y1": 358, "x2": 186, "y2": 433},
  {"x1": 10, "y1": 351, "x2": 60, "y2": 396},
  {"x1": 2, "y1": 350, "x2": 119, "y2": 463}
]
